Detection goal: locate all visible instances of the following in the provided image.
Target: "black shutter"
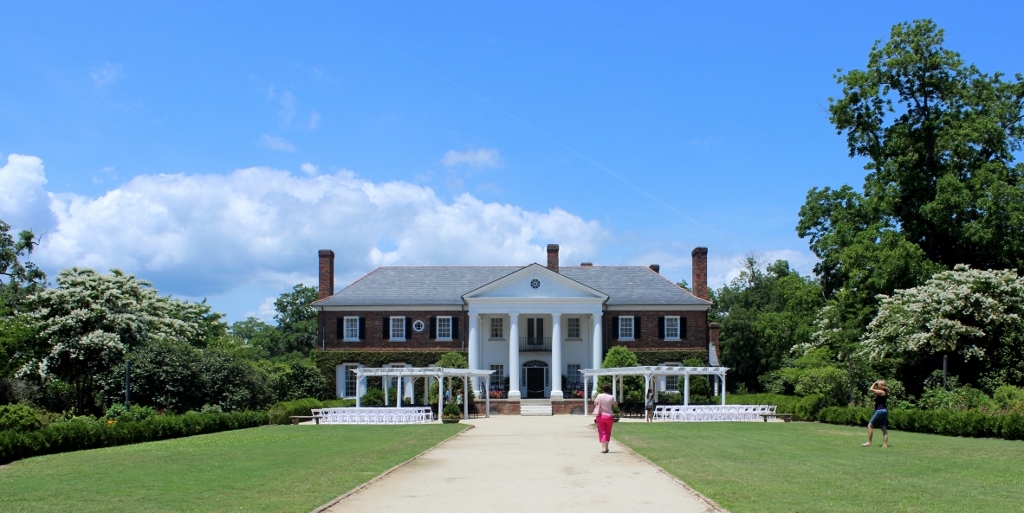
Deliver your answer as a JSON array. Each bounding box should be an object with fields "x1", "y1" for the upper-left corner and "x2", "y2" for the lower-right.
[
  {"x1": 358, "y1": 317, "x2": 365, "y2": 340},
  {"x1": 383, "y1": 317, "x2": 390, "y2": 340},
  {"x1": 613, "y1": 316, "x2": 620, "y2": 340},
  {"x1": 634, "y1": 316, "x2": 642, "y2": 340},
  {"x1": 405, "y1": 317, "x2": 410, "y2": 337},
  {"x1": 658, "y1": 316, "x2": 665, "y2": 339},
  {"x1": 429, "y1": 316, "x2": 436, "y2": 339},
  {"x1": 336, "y1": 318, "x2": 344, "y2": 341},
  {"x1": 452, "y1": 316, "x2": 460, "y2": 340},
  {"x1": 681, "y1": 317, "x2": 687, "y2": 339}
]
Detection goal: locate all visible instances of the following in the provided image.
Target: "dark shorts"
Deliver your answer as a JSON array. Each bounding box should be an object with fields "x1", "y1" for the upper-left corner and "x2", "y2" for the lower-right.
[{"x1": 869, "y1": 408, "x2": 888, "y2": 429}]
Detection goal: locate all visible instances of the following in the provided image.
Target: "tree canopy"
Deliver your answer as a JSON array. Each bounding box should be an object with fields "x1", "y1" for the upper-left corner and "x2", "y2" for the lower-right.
[
  {"x1": 713, "y1": 258, "x2": 823, "y2": 392},
  {"x1": 0, "y1": 220, "x2": 46, "y2": 312}
]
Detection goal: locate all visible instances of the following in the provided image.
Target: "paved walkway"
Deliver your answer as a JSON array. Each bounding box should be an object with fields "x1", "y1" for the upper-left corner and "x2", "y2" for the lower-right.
[{"x1": 320, "y1": 415, "x2": 722, "y2": 513}]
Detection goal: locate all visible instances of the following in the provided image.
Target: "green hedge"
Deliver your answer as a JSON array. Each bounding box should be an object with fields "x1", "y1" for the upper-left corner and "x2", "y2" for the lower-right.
[
  {"x1": 0, "y1": 410, "x2": 269, "y2": 464},
  {"x1": 727, "y1": 393, "x2": 804, "y2": 417},
  {"x1": 267, "y1": 397, "x2": 357, "y2": 424},
  {"x1": 817, "y1": 406, "x2": 1024, "y2": 441}
]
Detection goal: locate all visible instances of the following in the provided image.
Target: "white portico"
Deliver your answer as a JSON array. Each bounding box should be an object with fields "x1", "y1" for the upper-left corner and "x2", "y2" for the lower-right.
[{"x1": 464, "y1": 263, "x2": 607, "y2": 401}]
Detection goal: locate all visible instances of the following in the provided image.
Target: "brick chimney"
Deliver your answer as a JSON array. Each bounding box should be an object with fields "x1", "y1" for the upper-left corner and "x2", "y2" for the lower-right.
[
  {"x1": 547, "y1": 244, "x2": 559, "y2": 273},
  {"x1": 709, "y1": 322, "x2": 721, "y2": 362},
  {"x1": 649, "y1": 264, "x2": 660, "y2": 274},
  {"x1": 318, "y1": 249, "x2": 335, "y2": 300},
  {"x1": 691, "y1": 247, "x2": 708, "y2": 300}
]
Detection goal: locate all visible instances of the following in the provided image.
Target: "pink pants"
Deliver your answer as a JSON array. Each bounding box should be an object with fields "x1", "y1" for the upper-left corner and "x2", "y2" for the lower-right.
[{"x1": 596, "y1": 414, "x2": 614, "y2": 442}]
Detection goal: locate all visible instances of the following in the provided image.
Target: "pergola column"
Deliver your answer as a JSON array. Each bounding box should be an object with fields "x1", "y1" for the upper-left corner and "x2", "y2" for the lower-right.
[
  {"x1": 720, "y1": 374, "x2": 727, "y2": 405},
  {"x1": 396, "y1": 374, "x2": 403, "y2": 407},
  {"x1": 684, "y1": 374, "x2": 690, "y2": 406},
  {"x1": 591, "y1": 313, "x2": 602, "y2": 394},
  {"x1": 468, "y1": 312, "x2": 480, "y2": 396},
  {"x1": 550, "y1": 313, "x2": 563, "y2": 400},
  {"x1": 508, "y1": 313, "x2": 521, "y2": 400}
]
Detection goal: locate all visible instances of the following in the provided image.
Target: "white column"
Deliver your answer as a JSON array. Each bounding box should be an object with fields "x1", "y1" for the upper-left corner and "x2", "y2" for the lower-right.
[
  {"x1": 611, "y1": 373, "x2": 617, "y2": 398},
  {"x1": 508, "y1": 313, "x2": 521, "y2": 401},
  {"x1": 356, "y1": 374, "x2": 362, "y2": 407},
  {"x1": 550, "y1": 313, "x2": 563, "y2": 400},
  {"x1": 436, "y1": 374, "x2": 444, "y2": 421},
  {"x1": 423, "y1": 377, "x2": 429, "y2": 406},
  {"x1": 721, "y1": 374, "x2": 727, "y2": 405},
  {"x1": 396, "y1": 374, "x2": 403, "y2": 407},
  {"x1": 468, "y1": 313, "x2": 480, "y2": 396},
  {"x1": 591, "y1": 313, "x2": 602, "y2": 394},
  {"x1": 463, "y1": 375, "x2": 469, "y2": 419},
  {"x1": 384, "y1": 375, "x2": 389, "y2": 405},
  {"x1": 684, "y1": 374, "x2": 690, "y2": 406}
]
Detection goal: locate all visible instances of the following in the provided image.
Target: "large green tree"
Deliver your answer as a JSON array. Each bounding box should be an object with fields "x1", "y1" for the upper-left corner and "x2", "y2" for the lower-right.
[
  {"x1": 712, "y1": 258, "x2": 823, "y2": 392},
  {"x1": 796, "y1": 20, "x2": 1024, "y2": 387},
  {"x1": 816, "y1": 19, "x2": 1024, "y2": 273},
  {"x1": 273, "y1": 284, "x2": 318, "y2": 355}
]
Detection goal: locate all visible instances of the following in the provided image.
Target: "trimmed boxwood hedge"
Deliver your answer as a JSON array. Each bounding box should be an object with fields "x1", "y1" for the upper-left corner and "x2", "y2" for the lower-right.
[
  {"x1": 0, "y1": 410, "x2": 268, "y2": 464},
  {"x1": 816, "y1": 406, "x2": 1024, "y2": 441}
]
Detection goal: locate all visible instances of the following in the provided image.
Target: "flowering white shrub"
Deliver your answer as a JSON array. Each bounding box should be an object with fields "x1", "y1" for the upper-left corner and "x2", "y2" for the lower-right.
[{"x1": 861, "y1": 265, "x2": 1024, "y2": 366}]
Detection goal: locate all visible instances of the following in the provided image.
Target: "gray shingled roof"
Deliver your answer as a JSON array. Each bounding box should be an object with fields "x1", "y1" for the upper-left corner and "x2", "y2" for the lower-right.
[{"x1": 315, "y1": 265, "x2": 709, "y2": 307}]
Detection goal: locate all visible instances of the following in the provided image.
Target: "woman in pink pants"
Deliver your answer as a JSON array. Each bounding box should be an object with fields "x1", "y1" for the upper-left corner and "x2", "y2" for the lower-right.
[{"x1": 593, "y1": 383, "x2": 617, "y2": 453}]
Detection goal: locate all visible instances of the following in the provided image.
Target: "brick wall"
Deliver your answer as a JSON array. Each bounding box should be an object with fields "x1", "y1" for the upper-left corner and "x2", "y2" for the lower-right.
[
  {"x1": 602, "y1": 310, "x2": 707, "y2": 352},
  {"x1": 319, "y1": 310, "x2": 468, "y2": 351}
]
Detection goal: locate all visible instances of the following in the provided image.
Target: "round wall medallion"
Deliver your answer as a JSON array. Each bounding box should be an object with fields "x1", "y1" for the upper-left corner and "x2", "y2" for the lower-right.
[
  {"x1": 412, "y1": 320, "x2": 425, "y2": 332},
  {"x1": 530, "y1": 278, "x2": 541, "y2": 289}
]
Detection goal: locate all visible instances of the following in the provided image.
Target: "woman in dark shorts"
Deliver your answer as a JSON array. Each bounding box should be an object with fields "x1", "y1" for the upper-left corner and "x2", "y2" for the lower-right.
[{"x1": 863, "y1": 380, "x2": 889, "y2": 448}]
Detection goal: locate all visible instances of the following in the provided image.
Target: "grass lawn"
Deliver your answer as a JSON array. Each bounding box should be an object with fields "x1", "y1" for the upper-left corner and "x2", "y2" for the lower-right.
[
  {"x1": 0, "y1": 424, "x2": 466, "y2": 512},
  {"x1": 614, "y1": 421, "x2": 1024, "y2": 513}
]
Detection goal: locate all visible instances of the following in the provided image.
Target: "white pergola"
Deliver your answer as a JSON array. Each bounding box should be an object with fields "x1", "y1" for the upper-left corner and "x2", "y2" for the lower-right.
[
  {"x1": 580, "y1": 365, "x2": 729, "y2": 414},
  {"x1": 352, "y1": 367, "x2": 496, "y2": 420}
]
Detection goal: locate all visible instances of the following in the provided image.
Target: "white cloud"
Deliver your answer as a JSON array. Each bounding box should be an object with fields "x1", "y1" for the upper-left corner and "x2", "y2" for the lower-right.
[
  {"x1": 8, "y1": 156, "x2": 606, "y2": 301},
  {"x1": 260, "y1": 134, "x2": 295, "y2": 152},
  {"x1": 0, "y1": 154, "x2": 57, "y2": 233},
  {"x1": 300, "y1": 163, "x2": 318, "y2": 175},
  {"x1": 90, "y1": 62, "x2": 125, "y2": 88},
  {"x1": 442, "y1": 148, "x2": 503, "y2": 169},
  {"x1": 308, "y1": 112, "x2": 320, "y2": 130}
]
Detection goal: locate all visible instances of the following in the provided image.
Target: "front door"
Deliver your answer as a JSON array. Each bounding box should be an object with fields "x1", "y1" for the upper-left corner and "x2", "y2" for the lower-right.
[{"x1": 526, "y1": 368, "x2": 545, "y2": 398}]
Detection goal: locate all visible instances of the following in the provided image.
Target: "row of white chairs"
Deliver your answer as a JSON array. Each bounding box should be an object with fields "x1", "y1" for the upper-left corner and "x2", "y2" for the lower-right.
[
  {"x1": 653, "y1": 404, "x2": 776, "y2": 422},
  {"x1": 312, "y1": 407, "x2": 434, "y2": 425}
]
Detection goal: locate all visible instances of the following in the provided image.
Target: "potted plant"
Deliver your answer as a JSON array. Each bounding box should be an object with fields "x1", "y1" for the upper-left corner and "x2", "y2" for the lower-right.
[
  {"x1": 612, "y1": 404, "x2": 621, "y2": 423},
  {"x1": 441, "y1": 402, "x2": 462, "y2": 424}
]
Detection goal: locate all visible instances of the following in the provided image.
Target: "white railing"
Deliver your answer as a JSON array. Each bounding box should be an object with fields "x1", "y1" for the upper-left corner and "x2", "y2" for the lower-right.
[
  {"x1": 311, "y1": 407, "x2": 435, "y2": 425},
  {"x1": 652, "y1": 404, "x2": 776, "y2": 422}
]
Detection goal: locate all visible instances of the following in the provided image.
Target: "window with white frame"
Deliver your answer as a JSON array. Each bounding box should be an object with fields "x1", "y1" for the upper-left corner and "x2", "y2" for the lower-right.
[
  {"x1": 343, "y1": 317, "x2": 360, "y2": 341},
  {"x1": 567, "y1": 317, "x2": 581, "y2": 339},
  {"x1": 665, "y1": 316, "x2": 681, "y2": 341},
  {"x1": 663, "y1": 362, "x2": 681, "y2": 391},
  {"x1": 437, "y1": 316, "x2": 452, "y2": 340},
  {"x1": 490, "y1": 364, "x2": 504, "y2": 390},
  {"x1": 390, "y1": 316, "x2": 406, "y2": 341},
  {"x1": 490, "y1": 318, "x2": 504, "y2": 340},
  {"x1": 343, "y1": 364, "x2": 359, "y2": 397},
  {"x1": 619, "y1": 316, "x2": 634, "y2": 340}
]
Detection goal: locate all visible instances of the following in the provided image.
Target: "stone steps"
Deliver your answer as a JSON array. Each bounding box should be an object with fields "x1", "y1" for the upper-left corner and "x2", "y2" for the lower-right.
[{"x1": 520, "y1": 399, "x2": 552, "y2": 416}]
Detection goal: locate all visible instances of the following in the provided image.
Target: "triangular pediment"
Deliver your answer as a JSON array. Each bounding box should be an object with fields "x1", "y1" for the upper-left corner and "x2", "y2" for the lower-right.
[{"x1": 463, "y1": 264, "x2": 607, "y2": 301}]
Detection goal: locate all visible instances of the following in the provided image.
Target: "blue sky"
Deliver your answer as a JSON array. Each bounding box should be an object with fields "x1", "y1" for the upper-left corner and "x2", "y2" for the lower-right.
[{"x1": 1, "y1": 2, "x2": 1020, "y2": 322}]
